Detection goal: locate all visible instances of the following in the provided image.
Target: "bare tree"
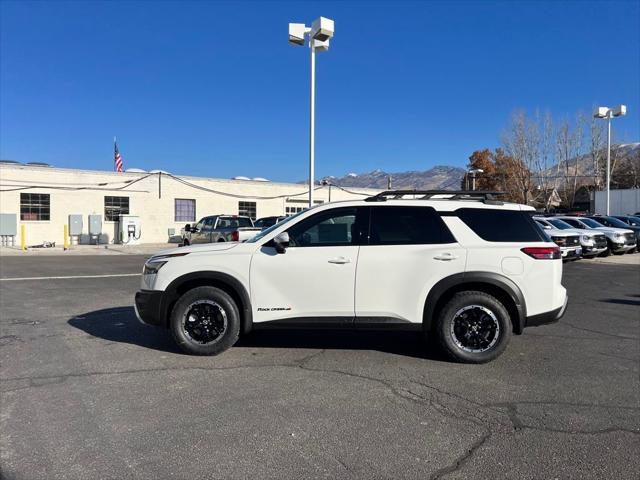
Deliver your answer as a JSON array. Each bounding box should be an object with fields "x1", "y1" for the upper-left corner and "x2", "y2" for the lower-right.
[
  {"x1": 555, "y1": 112, "x2": 585, "y2": 207},
  {"x1": 501, "y1": 111, "x2": 539, "y2": 205},
  {"x1": 589, "y1": 115, "x2": 606, "y2": 189}
]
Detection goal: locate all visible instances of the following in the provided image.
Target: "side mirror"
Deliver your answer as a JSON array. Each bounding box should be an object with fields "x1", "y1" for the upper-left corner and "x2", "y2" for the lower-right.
[
  {"x1": 273, "y1": 232, "x2": 290, "y2": 254},
  {"x1": 184, "y1": 224, "x2": 191, "y2": 232}
]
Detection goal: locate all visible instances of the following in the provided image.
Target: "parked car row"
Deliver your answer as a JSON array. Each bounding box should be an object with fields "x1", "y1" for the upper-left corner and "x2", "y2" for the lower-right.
[{"x1": 533, "y1": 214, "x2": 639, "y2": 260}]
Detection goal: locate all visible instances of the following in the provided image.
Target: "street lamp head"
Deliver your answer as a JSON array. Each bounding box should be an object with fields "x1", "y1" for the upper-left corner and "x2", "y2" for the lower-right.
[
  {"x1": 313, "y1": 38, "x2": 331, "y2": 52},
  {"x1": 311, "y1": 17, "x2": 334, "y2": 41},
  {"x1": 288, "y1": 23, "x2": 308, "y2": 46},
  {"x1": 593, "y1": 106, "x2": 610, "y2": 119},
  {"x1": 612, "y1": 105, "x2": 627, "y2": 117}
]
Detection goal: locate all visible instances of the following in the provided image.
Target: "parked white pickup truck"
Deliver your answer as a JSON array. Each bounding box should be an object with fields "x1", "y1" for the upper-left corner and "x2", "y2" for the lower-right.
[{"x1": 181, "y1": 215, "x2": 261, "y2": 245}]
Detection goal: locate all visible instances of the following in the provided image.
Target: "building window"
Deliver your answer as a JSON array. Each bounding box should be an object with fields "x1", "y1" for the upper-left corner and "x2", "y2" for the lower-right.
[
  {"x1": 175, "y1": 199, "x2": 196, "y2": 222},
  {"x1": 238, "y1": 201, "x2": 256, "y2": 220},
  {"x1": 286, "y1": 206, "x2": 306, "y2": 216},
  {"x1": 20, "y1": 193, "x2": 50, "y2": 221},
  {"x1": 104, "y1": 196, "x2": 130, "y2": 221}
]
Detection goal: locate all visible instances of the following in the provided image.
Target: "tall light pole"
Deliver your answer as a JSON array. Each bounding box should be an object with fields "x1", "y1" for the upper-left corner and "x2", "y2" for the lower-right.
[
  {"x1": 593, "y1": 105, "x2": 627, "y2": 214},
  {"x1": 289, "y1": 17, "x2": 335, "y2": 208}
]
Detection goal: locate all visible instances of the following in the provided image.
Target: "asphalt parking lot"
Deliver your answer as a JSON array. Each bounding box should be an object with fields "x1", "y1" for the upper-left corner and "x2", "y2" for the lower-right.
[{"x1": 1, "y1": 255, "x2": 639, "y2": 480}]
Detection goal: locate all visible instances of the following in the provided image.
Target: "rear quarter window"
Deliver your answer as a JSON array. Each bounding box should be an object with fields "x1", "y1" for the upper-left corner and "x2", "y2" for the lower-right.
[{"x1": 456, "y1": 208, "x2": 545, "y2": 242}]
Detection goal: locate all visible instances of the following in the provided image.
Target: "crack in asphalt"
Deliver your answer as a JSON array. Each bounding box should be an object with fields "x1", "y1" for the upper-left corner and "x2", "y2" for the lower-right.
[{"x1": 428, "y1": 431, "x2": 492, "y2": 480}]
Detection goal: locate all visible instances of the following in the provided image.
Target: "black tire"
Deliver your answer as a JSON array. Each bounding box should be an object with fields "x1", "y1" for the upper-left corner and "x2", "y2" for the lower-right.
[
  {"x1": 170, "y1": 286, "x2": 240, "y2": 355},
  {"x1": 599, "y1": 243, "x2": 611, "y2": 257},
  {"x1": 182, "y1": 239, "x2": 190, "y2": 247},
  {"x1": 217, "y1": 239, "x2": 225, "y2": 243},
  {"x1": 435, "y1": 291, "x2": 512, "y2": 364}
]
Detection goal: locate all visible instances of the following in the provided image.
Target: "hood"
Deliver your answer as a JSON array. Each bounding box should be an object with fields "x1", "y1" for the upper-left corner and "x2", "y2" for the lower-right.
[
  {"x1": 592, "y1": 226, "x2": 634, "y2": 234},
  {"x1": 562, "y1": 228, "x2": 602, "y2": 237},
  {"x1": 152, "y1": 242, "x2": 239, "y2": 258}
]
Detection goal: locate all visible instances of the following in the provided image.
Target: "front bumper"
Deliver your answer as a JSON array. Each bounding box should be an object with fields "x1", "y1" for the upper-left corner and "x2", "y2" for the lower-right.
[
  {"x1": 582, "y1": 245, "x2": 607, "y2": 256},
  {"x1": 525, "y1": 295, "x2": 568, "y2": 328},
  {"x1": 561, "y1": 247, "x2": 581, "y2": 260},
  {"x1": 134, "y1": 290, "x2": 165, "y2": 327}
]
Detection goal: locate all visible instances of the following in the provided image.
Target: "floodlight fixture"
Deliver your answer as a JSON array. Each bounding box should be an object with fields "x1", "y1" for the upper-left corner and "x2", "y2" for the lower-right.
[
  {"x1": 612, "y1": 104, "x2": 627, "y2": 117},
  {"x1": 311, "y1": 17, "x2": 334, "y2": 41}
]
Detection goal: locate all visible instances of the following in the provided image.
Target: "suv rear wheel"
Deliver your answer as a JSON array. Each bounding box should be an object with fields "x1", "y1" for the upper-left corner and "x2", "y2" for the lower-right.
[
  {"x1": 170, "y1": 286, "x2": 240, "y2": 355},
  {"x1": 435, "y1": 291, "x2": 512, "y2": 363}
]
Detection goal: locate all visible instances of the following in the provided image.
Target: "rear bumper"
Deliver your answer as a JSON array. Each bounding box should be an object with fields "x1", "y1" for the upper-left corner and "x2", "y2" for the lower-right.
[
  {"x1": 525, "y1": 295, "x2": 568, "y2": 328},
  {"x1": 134, "y1": 290, "x2": 165, "y2": 327}
]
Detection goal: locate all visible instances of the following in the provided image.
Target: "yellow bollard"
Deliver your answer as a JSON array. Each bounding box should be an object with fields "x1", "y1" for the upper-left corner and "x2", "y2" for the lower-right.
[
  {"x1": 64, "y1": 224, "x2": 69, "y2": 251},
  {"x1": 21, "y1": 224, "x2": 26, "y2": 251}
]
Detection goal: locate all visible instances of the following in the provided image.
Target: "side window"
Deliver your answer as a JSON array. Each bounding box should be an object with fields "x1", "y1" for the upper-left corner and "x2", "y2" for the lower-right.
[
  {"x1": 456, "y1": 208, "x2": 545, "y2": 242},
  {"x1": 369, "y1": 206, "x2": 455, "y2": 245},
  {"x1": 563, "y1": 219, "x2": 580, "y2": 228},
  {"x1": 287, "y1": 208, "x2": 359, "y2": 247},
  {"x1": 202, "y1": 217, "x2": 215, "y2": 230}
]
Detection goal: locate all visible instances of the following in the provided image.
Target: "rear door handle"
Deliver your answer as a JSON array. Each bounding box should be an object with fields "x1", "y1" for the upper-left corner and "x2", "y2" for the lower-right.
[
  {"x1": 328, "y1": 257, "x2": 351, "y2": 264},
  {"x1": 433, "y1": 252, "x2": 459, "y2": 261}
]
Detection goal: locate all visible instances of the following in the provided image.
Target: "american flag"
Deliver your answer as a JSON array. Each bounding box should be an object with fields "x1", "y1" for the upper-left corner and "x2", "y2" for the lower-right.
[{"x1": 114, "y1": 138, "x2": 123, "y2": 172}]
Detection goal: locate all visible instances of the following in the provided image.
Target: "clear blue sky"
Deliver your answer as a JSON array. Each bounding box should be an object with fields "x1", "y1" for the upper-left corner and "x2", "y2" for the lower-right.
[{"x1": 1, "y1": 0, "x2": 638, "y2": 182}]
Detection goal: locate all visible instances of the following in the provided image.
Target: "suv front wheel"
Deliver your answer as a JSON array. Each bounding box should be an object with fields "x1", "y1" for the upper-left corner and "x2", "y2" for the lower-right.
[
  {"x1": 435, "y1": 291, "x2": 512, "y2": 363},
  {"x1": 170, "y1": 286, "x2": 240, "y2": 355}
]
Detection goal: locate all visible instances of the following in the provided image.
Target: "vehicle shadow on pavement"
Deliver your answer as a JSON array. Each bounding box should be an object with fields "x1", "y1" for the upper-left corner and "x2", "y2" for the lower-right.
[
  {"x1": 600, "y1": 298, "x2": 640, "y2": 307},
  {"x1": 236, "y1": 328, "x2": 448, "y2": 361},
  {"x1": 68, "y1": 307, "x2": 182, "y2": 354},
  {"x1": 68, "y1": 307, "x2": 445, "y2": 360}
]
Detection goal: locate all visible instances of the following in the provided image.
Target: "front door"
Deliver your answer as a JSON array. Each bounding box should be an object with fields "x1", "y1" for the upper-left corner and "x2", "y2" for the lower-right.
[
  {"x1": 250, "y1": 207, "x2": 366, "y2": 324},
  {"x1": 192, "y1": 217, "x2": 214, "y2": 244}
]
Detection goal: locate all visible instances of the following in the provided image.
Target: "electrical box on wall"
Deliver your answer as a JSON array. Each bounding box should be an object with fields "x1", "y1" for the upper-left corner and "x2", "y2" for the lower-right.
[
  {"x1": 68, "y1": 215, "x2": 83, "y2": 236},
  {"x1": 88, "y1": 215, "x2": 102, "y2": 235}
]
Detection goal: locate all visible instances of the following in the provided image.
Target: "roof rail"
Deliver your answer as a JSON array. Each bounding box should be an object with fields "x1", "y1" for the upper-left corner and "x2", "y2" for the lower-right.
[{"x1": 364, "y1": 190, "x2": 506, "y2": 204}]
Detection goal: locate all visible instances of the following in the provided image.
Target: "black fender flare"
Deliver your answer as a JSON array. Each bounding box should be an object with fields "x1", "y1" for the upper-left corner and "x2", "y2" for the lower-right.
[
  {"x1": 162, "y1": 271, "x2": 253, "y2": 334},
  {"x1": 423, "y1": 272, "x2": 527, "y2": 334}
]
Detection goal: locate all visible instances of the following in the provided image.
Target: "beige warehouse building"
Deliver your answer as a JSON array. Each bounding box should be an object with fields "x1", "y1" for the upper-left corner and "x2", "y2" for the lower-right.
[{"x1": 0, "y1": 163, "x2": 380, "y2": 245}]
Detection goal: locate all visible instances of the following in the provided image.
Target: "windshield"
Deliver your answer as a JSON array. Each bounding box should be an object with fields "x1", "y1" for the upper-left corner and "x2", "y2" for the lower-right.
[
  {"x1": 628, "y1": 216, "x2": 640, "y2": 226},
  {"x1": 599, "y1": 216, "x2": 633, "y2": 228},
  {"x1": 580, "y1": 218, "x2": 605, "y2": 228},
  {"x1": 246, "y1": 211, "x2": 305, "y2": 243},
  {"x1": 548, "y1": 219, "x2": 573, "y2": 230}
]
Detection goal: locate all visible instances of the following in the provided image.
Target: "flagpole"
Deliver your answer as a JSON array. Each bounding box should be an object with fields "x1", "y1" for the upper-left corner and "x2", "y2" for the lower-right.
[{"x1": 113, "y1": 136, "x2": 117, "y2": 172}]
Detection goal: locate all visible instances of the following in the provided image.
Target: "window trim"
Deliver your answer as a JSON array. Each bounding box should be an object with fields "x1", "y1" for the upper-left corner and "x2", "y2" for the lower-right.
[
  {"x1": 238, "y1": 201, "x2": 257, "y2": 220},
  {"x1": 20, "y1": 193, "x2": 51, "y2": 221},
  {"x1": 174, "y1": 198, "x2": 196, "y2": 222},
  {"x1": 367, "y1": 205, "x2": 456, "y2": 246},
  {"x1": 104, "y1": 196, "x2": 130, "y2": 222},
  {"x1": 285, "y1": 206, "x2": 364, "y2": 248}
]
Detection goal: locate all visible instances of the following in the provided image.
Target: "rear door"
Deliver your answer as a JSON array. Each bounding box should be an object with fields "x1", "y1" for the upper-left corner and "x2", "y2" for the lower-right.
[{"x1": 355, "y1": 206, "x2": 466, "y2": 324}]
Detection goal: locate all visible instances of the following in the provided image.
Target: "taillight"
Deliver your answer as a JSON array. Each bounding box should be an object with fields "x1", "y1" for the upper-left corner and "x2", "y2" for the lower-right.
[
  {"x1": 521, "y1": 247, "x2": 561, "y2": 260},
  {"x1": 231, "y1": 231, "x2": 239, "y2": 242}
]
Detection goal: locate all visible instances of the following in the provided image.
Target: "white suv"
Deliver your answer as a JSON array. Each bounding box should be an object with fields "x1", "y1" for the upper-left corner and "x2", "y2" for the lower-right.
[{"x1": 135, "y1": 191, "x2": 568, "y2": 363}]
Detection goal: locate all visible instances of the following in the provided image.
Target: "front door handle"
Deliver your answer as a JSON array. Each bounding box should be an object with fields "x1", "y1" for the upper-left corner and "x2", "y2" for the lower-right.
[
  {"x1": 433, "y1": 252, "x2": 459, "y2": 261},
  {"x1": 328, "y1": 257, "x2": 351, "y2": 264}
]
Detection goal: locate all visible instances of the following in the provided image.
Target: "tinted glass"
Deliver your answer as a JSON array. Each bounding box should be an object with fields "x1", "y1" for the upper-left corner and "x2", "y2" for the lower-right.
[
  {"x1": 548, "y1": 219, "x2": 573, "y2": 230},
  {"x1": 593, "y1": 217, "x2": 632, "y2": 228},
  {"x1": 287, "y1": 207, "x2": 359, "y2": 247},
  {"x1": 561, "y1": 218, "x2": 582, "y2": 228},
  {"x1": 369, "y1": 206, "x2": 455, "y2": 245},
  {"x1": 457, "y1": 208, "x2": 545, "y2": 242},
  {"x1": 580, "y1": 218, "x2": 605, "y2": 228}
]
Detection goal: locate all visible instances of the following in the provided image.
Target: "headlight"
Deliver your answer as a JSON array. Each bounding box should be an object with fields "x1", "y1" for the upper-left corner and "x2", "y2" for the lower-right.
[
  {"x1": 143, "y1": 252, "x2": 189, "y2": 275},
  {"x1": 581, "y1": 235, "x2": 592, "y2": 243},
  {"x1": 143, "y1": 260, "x2": 167, "y2": 275},
  {"x1": 613, "y1": 232, "x2": 623, "y2": 239}
]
